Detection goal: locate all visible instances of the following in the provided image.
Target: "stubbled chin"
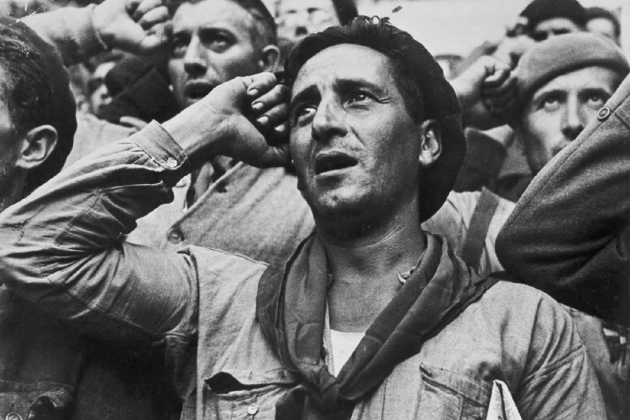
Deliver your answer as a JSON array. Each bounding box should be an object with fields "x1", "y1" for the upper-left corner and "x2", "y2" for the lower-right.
[{"x1": 305, "y1": 185, "x2": 368, "y2": 216}]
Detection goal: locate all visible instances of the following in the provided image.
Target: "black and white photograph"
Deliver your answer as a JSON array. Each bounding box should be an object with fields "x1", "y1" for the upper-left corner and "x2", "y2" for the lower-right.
[{"x1": 0, "y1": 0, "x2": 627, "y2": 419}]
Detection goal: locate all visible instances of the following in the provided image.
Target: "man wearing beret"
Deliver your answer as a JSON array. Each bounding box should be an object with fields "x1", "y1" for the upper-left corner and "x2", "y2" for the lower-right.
[
  {"x1": 513, "y1": 33, "x2": 629, "y2": 183},
  {"x1": 0, "y1": 17, "x2": 605, "y2": 419},
  {"x1": 497, "y1": 70, "x2": 630, "y2": 420},
  {"x1": 460, "y1": 33, "x2": 629, "y2": 202}
]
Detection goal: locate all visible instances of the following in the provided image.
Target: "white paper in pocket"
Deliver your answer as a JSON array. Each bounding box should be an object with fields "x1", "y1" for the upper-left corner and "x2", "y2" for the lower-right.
[{"x1": 485, "y1": 380, "x2": 523, "y2": 420}]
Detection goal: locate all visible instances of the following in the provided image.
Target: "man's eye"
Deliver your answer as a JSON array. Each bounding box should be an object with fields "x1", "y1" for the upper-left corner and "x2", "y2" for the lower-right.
[
  {"x1": 208, "y1": 36, "x2": 231, "y2": 51},
  {"x1": 586, "y1": 94, "x2": 606, "y2": 108},
  {"x1": 292, "y1": 104, "x2": 317, "y2": 123},
  {"x1": 541, "y1": 96, "x2": 560, "y2": 111},
  {"x1": 202, "y1": 33, "x2": 233, "y2": 52},
  {"x1": 170, "y1": 38, "x2": 188, "y2": 57},
  {"x1": 531, "y1": 31, "x2": 548, "y2": 42},
  {"x1": 348, "y1": 92, "x2": 372, "y2": 104}
]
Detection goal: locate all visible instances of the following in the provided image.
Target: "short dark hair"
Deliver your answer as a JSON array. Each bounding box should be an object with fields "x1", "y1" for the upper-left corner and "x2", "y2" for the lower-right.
[
  {"x1": 168, "y1": 0, "x2": 277, "y2": 45},
  {"x1": 0, "y1": 29, "x2": 52, "y2": 137},
  {"x1": 586, "y1": 6, "x2": 621, "y2": 39},
  {"x1": 0, "y1": 19, "x2": 76, "y2": 195},
  {"x1": 283, "y1": 16, "x2": 467, "y2": 223},
  {"x1": 520, "y1": 0, "x2": 587, "y2": 32},
  {"x1": 274, "y1": 0, "x2": 358, "y2": 25}
]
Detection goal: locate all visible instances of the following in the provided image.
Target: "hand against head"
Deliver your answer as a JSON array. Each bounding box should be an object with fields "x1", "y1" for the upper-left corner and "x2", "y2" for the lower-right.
[
  {"x1": 92, "y1": 0, "x2": 169, "y2": 54},
  {"x1": 492, "y1": 35, "x2": 536, "y2": 69},
  {"x1": 163, "y1": 72, "x2": 290, "y2": 168},
  {"x1": 451, "y1": 55, "x2": 517, "y2": 129}
]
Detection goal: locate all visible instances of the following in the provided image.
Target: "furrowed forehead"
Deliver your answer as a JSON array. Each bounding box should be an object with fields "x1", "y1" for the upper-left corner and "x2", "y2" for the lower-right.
[
  {"x1": 292, "y1": 44, "x2": 392, "y2": 87},
  {"x1": 532, "y1": 67, "x2": 621, "y2": 96}
]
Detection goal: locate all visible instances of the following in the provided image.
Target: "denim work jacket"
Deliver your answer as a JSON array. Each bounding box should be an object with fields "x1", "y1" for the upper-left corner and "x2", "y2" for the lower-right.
[{"x1": 0, "y1": 123, "x2": 605, "y2": 420}]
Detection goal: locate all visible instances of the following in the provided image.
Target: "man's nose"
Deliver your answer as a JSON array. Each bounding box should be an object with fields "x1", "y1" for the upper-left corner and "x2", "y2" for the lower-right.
[
  {"x1": 294, "y1": 9, "x2": 311, "y2": 24},
  {"x1": 561, "y1": 100, "x2": 586, "y2": 141},
  {"x1": 311, "y1": 100, "x2": 347, "y2": 143},
  {"x1": 183, "y1": 37, "x2": 207, "y2": 77},
  {"x1": 293, "y1": 12, "x2": 311, "y2": 35}
]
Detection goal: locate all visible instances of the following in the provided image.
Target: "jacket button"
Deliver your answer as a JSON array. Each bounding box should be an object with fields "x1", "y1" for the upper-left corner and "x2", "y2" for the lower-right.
[
  {"x1": 167, "y1": 229, "x2": 184, "y2": 243},
  {"x1": 597, "y1": 106, "x2": 611, "y2": 121},
  {"x1": 166, "y1": 157, "x2": 178, "y2": 168},
  {"x1": 247, "y1": 404, "x2": 259, "y2": 415},
  {"x1": 6, "y1": 413, "x2": 23, "y2": 420}
]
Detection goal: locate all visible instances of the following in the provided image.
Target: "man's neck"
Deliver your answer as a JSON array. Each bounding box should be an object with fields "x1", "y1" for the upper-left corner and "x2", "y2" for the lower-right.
[{"x1": 320, "y1": 208, "x2": 426, "y2": 333}]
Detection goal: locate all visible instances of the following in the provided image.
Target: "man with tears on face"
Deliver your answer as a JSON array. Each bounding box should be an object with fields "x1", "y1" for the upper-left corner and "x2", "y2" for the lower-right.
[{"x1": 0, "y1": 17, "x2": 605, "y2": 420}]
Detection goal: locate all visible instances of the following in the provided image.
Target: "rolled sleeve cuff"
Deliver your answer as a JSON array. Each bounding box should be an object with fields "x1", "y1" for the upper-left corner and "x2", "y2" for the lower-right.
[{"x1": 131, "y1": 121, "x2": 195, "y2": 187}]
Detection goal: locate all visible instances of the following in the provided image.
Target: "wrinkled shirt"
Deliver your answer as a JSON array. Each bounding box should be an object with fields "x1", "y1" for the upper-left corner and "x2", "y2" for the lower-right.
[{"x1": 0, "y1": 122, "x2": 605, "y2": 420}]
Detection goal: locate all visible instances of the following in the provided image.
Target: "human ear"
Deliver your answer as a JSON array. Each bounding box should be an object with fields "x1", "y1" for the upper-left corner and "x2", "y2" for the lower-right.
[
  {"x1": 259, "y1": 45, "x2": 281, "y2": 72},
  {"x1": 15, "y1": 125, "x2": 58, "y2": 171},
  {"x1": 418, "y1": 119, "x2": 442, "y2": 168}
]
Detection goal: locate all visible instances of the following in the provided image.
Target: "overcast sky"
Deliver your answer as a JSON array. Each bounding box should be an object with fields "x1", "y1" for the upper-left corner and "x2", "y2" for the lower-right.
[{"x1": 358, "y1": 0, "x2": 626, "y2": 57}]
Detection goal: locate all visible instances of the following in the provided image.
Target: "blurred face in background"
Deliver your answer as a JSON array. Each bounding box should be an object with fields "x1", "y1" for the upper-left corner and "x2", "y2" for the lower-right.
[
  {"x1": 88, "y1": 61, "x2": 116, "y2": 117},
  {"x1": 168, "y1": 0, "x2": 277, "y2": 109},
  {"x1": 530, "y1": 18, "x2": 582, "y2": 41},
  {"x1": 519, "y1": 66, "x2": 621, "y2": 173},
  {"x1": 277, "y1": 0, "x2": 340, "y2": 46}
]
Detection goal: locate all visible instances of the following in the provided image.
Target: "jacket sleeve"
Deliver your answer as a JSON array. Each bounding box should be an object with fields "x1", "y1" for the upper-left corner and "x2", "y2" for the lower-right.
[
  {"x1": 24, "y1": 4, "x2": 106, "y2": 66},
  {"x1": 496, "y1": 75, "x2": 630, "y2": 326},
  {"x1": 64, "y1": 113, "x2": 137, "y2": 169},
  {"x1": 0, "y1": 122, "x2": 199, "y2": 343}
]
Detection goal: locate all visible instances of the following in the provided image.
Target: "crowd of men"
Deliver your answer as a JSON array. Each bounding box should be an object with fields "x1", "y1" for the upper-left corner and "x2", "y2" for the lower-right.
[{"x1": 0, "y1": 0, "x2": 627, "y2": 419}]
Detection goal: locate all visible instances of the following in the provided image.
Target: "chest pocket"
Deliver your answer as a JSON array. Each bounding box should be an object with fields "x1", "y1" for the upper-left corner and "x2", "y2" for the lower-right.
[
  {"x1": 202, "y1": 369, "x2": 297, "y2": 420},
  {"x1": 415, "y1": 365, "x2": 489, "y2": 420}
]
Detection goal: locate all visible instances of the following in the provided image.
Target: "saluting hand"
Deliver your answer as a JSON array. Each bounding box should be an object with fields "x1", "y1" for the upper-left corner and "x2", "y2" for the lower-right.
[
  {"x1": 163, "y1": 72, "x2": 291, "y2": 169},
  {"x1": 92, "y1": 0, "x2": 169, "y2": 54},
  {"x1": 451, "y1": 55, "x2": 517, "y2": 129}
]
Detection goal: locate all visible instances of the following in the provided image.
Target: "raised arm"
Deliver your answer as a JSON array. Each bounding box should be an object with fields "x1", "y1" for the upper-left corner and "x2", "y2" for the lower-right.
[
  {"x1": 0, "y1": 73, "x2": 289, "y2": 343},
  {"x1": 496, "y1": 74, "x2": 630, "y2": 326},
  {"x1": 24, "y1": 0, "x2": 169, "y2": 66}
]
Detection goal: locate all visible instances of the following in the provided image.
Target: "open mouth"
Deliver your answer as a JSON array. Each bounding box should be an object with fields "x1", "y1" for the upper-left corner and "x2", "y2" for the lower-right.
[
  {"x1": 314, "y1": 152, "x2": 358, "y2": 175},
  {"x1": 185, "y1": 82, "x2": 214, "y2": 100}
]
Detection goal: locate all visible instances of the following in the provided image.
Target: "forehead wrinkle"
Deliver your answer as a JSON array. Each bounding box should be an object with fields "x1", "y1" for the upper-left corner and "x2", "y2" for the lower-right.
[
  {"x1": 533, "y1": 68, "x2": 620, "y2": 101},
  {"x1": 293, "y1": 46, "x2": 396, "y2": 94},
  {"x1": 290, "y1": 74, "x2": 390, "y2": 111}
]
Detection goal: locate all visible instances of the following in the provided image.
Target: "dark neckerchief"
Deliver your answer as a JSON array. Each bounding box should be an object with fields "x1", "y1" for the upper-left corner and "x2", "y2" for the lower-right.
[{"x1": 256, "y1": 232, "x2": 499, "y2": 420}]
